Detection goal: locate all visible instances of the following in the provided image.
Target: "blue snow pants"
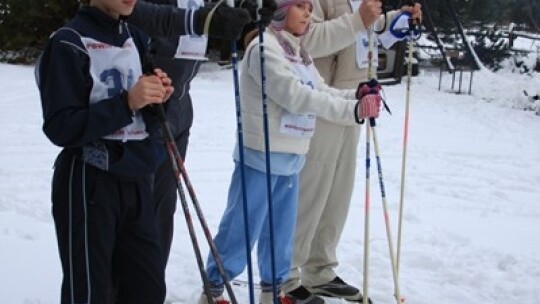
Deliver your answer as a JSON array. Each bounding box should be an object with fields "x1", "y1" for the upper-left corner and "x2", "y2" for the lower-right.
[{"x1": 205, "y1": 162, "x2": 299, "y2": 294}]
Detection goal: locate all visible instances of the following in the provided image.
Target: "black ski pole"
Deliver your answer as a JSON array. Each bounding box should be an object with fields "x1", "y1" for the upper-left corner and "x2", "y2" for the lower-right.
[
  {"x1": 155, "y1": 104, "x2": 214, "y2": 304},
  {"x1": 144, "y1": 56, "x2": 237, "y2": 303},
  {"x1": 156, "y1": 102, "x2": 244, "y2": 304}
]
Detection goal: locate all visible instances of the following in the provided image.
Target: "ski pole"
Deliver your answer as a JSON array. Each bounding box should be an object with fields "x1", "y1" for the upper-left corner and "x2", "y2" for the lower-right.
[
  {"x1": 362, "y1": 20, "x2": 377, "y2": 304},
  {"x1": 256, "y1": 0, "x2": 279, "y2": 302},
  {"x1": 226, "y1": 0, "x2": 256, "y2": 302},
  {"x1": 155, "y1": 104, "x2": 239, "y2": 304},
  {"x1": 141, "y1": 56, "x2": 214, "y2": 303},
  {"x1": 362, "y1": 119, "x2": 372, "y2": 304},
  {"x1": 370, "y1": 117, "x2": 403, "y2": 304},
  {"x1": 363, "y1": 9, "x2": 403, "y2": 303},
  {"x1": 144, "y1": 54, "x2": 238, "y2": 303},
  {"x1": 396, "y1": 17, "x2": 416, "y2": 276},
  {"x1": 154, "y1": 105, "x2": 214, "y2": 304}
]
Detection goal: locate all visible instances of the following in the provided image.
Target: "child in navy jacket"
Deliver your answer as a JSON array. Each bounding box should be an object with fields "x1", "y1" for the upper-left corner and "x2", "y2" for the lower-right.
[{"x1": 36, "y1": 1, "x2": 173, "y2": 303}]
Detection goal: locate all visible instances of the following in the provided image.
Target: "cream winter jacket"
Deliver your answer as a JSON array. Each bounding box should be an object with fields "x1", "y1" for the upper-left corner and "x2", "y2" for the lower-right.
[{"x1": 239, "y1": 30, "x2": 360, "y2": 155}]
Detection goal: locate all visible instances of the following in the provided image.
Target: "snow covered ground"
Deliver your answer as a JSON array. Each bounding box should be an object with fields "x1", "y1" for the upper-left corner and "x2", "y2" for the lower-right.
[{"x1": 0, "y1": 60, "x2": 539, "y2": 304}]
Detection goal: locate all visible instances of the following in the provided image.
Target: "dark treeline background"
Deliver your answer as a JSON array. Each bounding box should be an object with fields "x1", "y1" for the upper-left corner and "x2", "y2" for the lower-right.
[{"x1": 0, "y1": 0, "x2": 539, "y2": 65}]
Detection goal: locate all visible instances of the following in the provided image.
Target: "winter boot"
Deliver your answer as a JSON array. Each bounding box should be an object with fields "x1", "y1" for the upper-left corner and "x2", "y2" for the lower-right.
[
  {"x1": 307, "y1": 276, "x2": 372, "y2": 303},
  {"x1": 198, "y1": 293, "x2": 230, "y2": 304},
  {"x1": 259, "y1": 290, "x2": 295, "y2": 304},
  {"x1": 283, "y1": 285, "x2": 325, "y2": 303}
]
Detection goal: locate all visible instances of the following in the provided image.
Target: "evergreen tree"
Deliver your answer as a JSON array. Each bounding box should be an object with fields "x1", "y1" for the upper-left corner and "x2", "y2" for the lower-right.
[
  {"x1": 0, "y1": 0, "x2": 78, "y2": 63},
  {"x1": 506, "y1": 0, "x2": 540, "y2": 31}
]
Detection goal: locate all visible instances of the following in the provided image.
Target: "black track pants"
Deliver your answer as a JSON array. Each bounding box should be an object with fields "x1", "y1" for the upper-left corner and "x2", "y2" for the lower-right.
[
  {"x1": 152, "y1": 129, "x2": 189, "y2": 264},
  {"x1": 51, "y1": 152, "x2": 165, "y2": 304}
]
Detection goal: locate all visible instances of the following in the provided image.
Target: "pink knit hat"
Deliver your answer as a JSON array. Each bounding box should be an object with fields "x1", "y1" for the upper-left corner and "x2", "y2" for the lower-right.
[{"x1": 269, "y1": 0, "x2": 313, "y2": 34}]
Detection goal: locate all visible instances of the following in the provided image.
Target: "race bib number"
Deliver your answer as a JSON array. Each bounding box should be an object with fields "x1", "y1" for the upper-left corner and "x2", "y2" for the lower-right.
[
  {"x1": 280, "y1": 112, "x2": 316, "y2": 138},
  {"x1": 175, "y1": 0, "x2": 209, "y2": 60},
  {"x1": 81, "y1": 36, "x2": 148, "y2": 141}
]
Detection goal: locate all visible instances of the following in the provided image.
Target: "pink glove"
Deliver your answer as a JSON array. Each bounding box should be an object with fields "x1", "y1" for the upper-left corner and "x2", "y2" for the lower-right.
[
  {"x1": 355, "y1": 80, "x2": 382, "y2": 99},
  {"x1": 355, "y1": 81, "x2": 382, "y2": 121},
  {"x1": 358, "y1": 93, "x2": 382, "y2": 119}
]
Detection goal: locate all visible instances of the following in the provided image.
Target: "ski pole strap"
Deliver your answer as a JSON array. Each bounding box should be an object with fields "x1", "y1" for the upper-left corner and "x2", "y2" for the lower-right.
[
  {"x1": 388, "y1": 12, "x2": 421, "y2": 40},
  {"x1": 356, "y1": 79, "x2": 381, "y2": 99},
  {"x1": 408, "y1": 15, "x2": 422, "y2": 38},
  {"x1": 382, "y1": 98, "x2": 392, "y2": 115},
  {"x1": 356, "y1": 79, "x2": 392, "y2": 119},
  {"x1": 203, "y1": 0, "x2": 225, "y2": 36}
]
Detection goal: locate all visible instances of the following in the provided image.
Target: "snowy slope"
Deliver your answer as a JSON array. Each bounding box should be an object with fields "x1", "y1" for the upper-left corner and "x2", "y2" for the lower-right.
[{"x1": 0, "y1": 62, "x2": 539, "y2": 304}]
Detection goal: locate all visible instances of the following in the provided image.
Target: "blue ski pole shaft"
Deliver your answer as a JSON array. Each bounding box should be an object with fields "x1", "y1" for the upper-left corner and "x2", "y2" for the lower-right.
[
  {"x1": 256, "y1": 0, "x2": 279, "y2": 302},
  {"x1": 226, "y1": 0, "x2": 256, "y2": 302}
]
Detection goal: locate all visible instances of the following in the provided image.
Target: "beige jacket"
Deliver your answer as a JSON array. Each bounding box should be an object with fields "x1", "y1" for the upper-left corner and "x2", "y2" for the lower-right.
[
  {"x1": 304, "y1": 0, "x2": 400, "y2": 89},
  {"x1": 239, "y1": 30, "x2": 359, "y2": 155}
]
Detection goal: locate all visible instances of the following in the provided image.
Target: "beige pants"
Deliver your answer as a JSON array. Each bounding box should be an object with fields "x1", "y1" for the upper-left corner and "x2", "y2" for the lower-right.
[{"x1": 284, "y1": 118, "x2": 361, "y2": 291}]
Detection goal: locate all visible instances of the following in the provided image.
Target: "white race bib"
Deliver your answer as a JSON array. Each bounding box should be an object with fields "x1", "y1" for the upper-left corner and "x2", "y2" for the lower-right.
[
  {"x1": 280, "y1": 112, "x2": 317, "y2": 138},
  {"x1": 81, "y1": 36, "x2": 148, "y2": 142},
  {"x1": 356, "y1": 31, "x2": 378, "y2": 69},
  {"x1": 175, "y1": 0, "x2": 209, "y2": 60},
  {"x1": 349, "y1": 0, "x2": 379, "y2": 69},
  {"x1": 279, "y1": 56, "x2": 317, "y2": 138}
]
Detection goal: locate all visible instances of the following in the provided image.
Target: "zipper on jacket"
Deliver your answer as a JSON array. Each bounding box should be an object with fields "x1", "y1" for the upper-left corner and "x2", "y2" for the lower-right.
[{"x1": 118, "y1": 19, "x2": 124, "y2": 35}]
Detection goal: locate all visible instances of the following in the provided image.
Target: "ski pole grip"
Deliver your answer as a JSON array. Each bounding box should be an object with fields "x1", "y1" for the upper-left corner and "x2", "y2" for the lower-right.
[
  {"x1": 256, "y1": 0, "x2": 263, "y2": 21},
  {"x1": 156, "y1": 104, "x2": 167, "y2": 123},
  {"x1": 405, "y1": 0, "x2": 421, "y2": 27},
  {"x1": 408, "y1": 17, "x2": 415, "y2": 31},
  {"x1": 369, "y1": 117, "x2": 377, "y2": 127},
  {"x1": 142, "y1": 49, "x2": 168, "y2": 124}
]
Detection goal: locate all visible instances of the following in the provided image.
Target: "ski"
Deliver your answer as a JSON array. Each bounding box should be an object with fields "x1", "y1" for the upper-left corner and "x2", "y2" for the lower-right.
[{"x1": 231, "y1": 279, "x2": 261, "y2": 289}]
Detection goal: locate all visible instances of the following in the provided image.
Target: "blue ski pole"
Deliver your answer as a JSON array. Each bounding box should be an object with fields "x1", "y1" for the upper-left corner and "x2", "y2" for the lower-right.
[
  {"x1": 255, "y1": 0, "x2": 279, "y2": 302},
  {"x1": 225, "y1": 0, "x2": 256, "y2": 302}
]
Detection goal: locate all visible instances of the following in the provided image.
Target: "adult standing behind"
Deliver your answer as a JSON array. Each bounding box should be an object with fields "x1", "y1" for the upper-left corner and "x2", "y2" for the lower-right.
[
  {"x1": 127, "y1": 0, "x2": 275, "y2": 267},
  {"x1": 129, "y1": 0, "x2": 249, "y2": 267},
  {"x1": 282, "y1": 0, "x2": 422, "y2": 302}
]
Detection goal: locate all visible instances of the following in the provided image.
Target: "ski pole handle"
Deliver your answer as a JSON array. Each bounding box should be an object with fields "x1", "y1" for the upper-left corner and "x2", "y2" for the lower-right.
[
  {"x1": 256, "y1": 0, "x2": 263, "y2": 21},
  {"x1": 405, "y1": 0, "x2": 422, "y2": 29}
]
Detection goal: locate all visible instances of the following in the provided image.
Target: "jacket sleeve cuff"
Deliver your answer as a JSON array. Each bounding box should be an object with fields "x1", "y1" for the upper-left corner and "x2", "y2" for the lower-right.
[{"x1": 120, "y1": 90, "x2": 135, "y2": 117}]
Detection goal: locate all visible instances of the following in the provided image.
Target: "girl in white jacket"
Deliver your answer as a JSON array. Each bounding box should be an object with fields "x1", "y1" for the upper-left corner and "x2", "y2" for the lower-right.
[{"x1": 200, "y1": 1, "x2": 380, "y2": 303}]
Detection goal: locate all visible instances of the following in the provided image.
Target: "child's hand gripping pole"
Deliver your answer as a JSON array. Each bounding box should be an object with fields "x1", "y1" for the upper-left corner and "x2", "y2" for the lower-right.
[{"x1": 355, "y1": 79, "x2": 383, "y2": 126}]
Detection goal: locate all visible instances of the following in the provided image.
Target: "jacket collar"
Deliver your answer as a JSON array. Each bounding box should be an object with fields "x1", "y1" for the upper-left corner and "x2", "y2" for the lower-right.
[
  {"x1": 78, "y1": 6, "x2": 124, "y2": 30},
  {"x1": 269, "y1": 28, "x2": 312, "y2": 65}
]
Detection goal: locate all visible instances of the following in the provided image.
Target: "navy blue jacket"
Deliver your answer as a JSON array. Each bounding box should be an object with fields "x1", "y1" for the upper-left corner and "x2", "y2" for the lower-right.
[
  {"x1": 129, "y1": 0, "x2": 202, "y2": 141},
  {"x1": 38, "y1": 7, "x2": 163, "y2": 177}
]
